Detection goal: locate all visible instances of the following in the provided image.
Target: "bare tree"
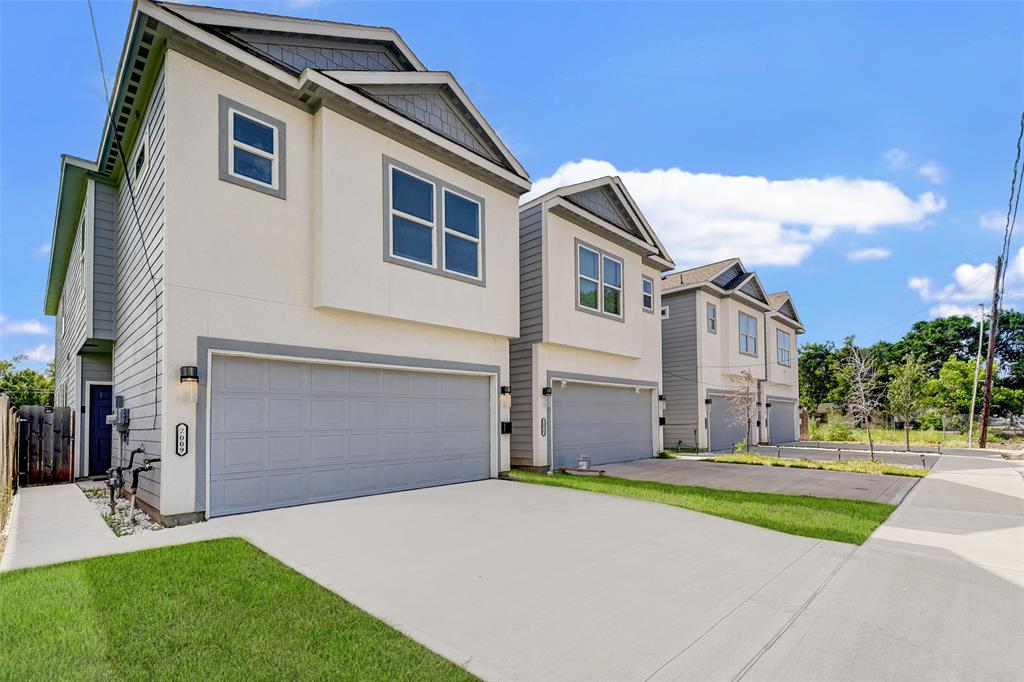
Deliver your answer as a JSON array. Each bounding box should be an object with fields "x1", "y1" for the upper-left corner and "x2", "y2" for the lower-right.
[
  {"x1": 723, "y1": 370, "x2": 759, "y2": 452},
  {"x1": 844, "y1": 348, "x2": 882, "y2": 461}
]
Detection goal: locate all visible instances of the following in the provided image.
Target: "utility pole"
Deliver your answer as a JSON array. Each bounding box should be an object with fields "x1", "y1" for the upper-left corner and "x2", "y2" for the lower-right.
[
  {"x1": 967, "y1": 305, "x2": 986, "y2": 446},
  {"x1": 979, "y1": 256, "x2": 1003, "y2": 448}
]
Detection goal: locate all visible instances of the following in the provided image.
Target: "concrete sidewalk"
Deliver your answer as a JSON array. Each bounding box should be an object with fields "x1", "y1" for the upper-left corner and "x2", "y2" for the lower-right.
[
  {"x1": 0, "y1": 484, "x2": 227, "y2": 572},
  {"x1": 603, "y1": 458, "x2": 920, "y2": 504},
  {"x1": 738, "y1": 450, "x2": 1024, "y2": 682}
]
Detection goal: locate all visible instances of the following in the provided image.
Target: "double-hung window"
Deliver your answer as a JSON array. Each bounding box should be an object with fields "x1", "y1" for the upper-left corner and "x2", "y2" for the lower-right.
[
  {"x1": 390, "y1": 167, "x2": 436, "y2": 266},
  {"x1": 443, "y1": 189, "x2": 481, "y2": 278},
  {"x1": 707, "y1": 303, "x2": 717, "y2": 333},
  {"x1": 739, "y1": 312, "x2": 758, "y2": 356},
  {"x1": 577, "y1": 242, "x2": 623, "y2": 319},
  {"x1": 777, "y1": 329, "x2": 792, "y2": 366},
  {"x1": 218, "y1": 96, "x2": 286, "y2": 199},
  {"x1": 642, "y1": 276, "x2": 654, "y2": 312}
]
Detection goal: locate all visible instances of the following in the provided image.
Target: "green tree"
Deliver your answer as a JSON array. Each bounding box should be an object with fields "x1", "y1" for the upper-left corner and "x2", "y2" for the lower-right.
[
  {"x1": 893, "y1": 316, "x2": 978, "y2": 375},
  {"x1": 0, "y1": 355, "x2": 55, "y2": 407},
  {"x1": 887, "y1": 354, "x2": 928, "y2": 450},
  {"x1": 927, "y1": 356, "x2": 977, "y2": 418},
  {"x1": 798, "y1": 341, "x2": 838, "y2": 417}
]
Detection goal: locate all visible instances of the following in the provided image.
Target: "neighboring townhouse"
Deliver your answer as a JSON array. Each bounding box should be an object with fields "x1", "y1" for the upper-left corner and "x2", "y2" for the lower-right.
[
  {"x1": 46, "y1": 1, "x2": 530, "y2": 522},
  {"x1": 661, "y1": 259, "x2": 803, "y2": 451},
  {"x1": 511, "y1": 177, "x2": 675, "y2": 470}
]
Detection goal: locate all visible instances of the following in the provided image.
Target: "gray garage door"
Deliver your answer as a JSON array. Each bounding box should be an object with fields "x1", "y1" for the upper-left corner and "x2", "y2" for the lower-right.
[
  {"x1": 707, "y1": 394, "x2": 751, "y2": 452},
  {"x1": 208, "y1": 356, "x2": 491, "y2": 517},
  {"x1": 769, "y1": 400, "x2": 797, "y2": 444},
  {"x1": 552, "y1": 382, "x2": 653, "y2": 469}
]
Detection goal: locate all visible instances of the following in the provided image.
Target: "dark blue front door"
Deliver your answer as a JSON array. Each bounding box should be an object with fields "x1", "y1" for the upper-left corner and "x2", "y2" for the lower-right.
[{"x1": 89, "y1": 384, "x2": 113, "y2": 475}]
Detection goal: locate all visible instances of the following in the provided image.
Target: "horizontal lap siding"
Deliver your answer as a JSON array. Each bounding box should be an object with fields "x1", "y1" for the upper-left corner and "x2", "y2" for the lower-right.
[
  {"x1": 662, "y1": 290, "x2": 699, "y2": 448},
  {"x1": 54, "y1": 200, "x2": 90, "y2": 413},
  {"x1": 510, "y1": 205, "x2": 543, "y2": 466},
  {"x1": 92, "y1": 182, "x2": 118, "y2": 340},
  {"x1": 112, "y1": 67, "x2": 166, "y2": 509}
]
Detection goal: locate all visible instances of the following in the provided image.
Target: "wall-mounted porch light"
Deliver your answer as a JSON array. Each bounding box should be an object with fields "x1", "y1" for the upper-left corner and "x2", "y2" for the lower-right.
[
  {"x1": 180, "y1": 365, "x2": 199, "y2": 404},
  {"x1": 542, "y1": 386, "x2": 552, "y2": 396},
  {"x1": 500, "y1": 385, "x2": 512, "y2": 409},
  {"x1": 704, "y1": 398, "x2": 713, "y2": 405}
]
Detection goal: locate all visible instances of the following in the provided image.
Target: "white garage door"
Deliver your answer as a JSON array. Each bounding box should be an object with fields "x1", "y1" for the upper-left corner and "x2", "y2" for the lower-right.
[
  {"x1": 552, "y1": 382, "x2": 654, "y2": 469},
  {"x1": 769, "y1": 400, "x2": 798, "y2": 444},
  {"x1": 208, "y1": 355, "x2": 492, "y2": 517}
]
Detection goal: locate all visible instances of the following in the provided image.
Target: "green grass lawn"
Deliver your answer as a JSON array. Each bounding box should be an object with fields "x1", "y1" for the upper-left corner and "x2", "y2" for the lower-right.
[
  {"x1": 710, "y1": 453, "x2": 928, "y2": 477},
  {"x1": 509, "y1": 470, "x2": 895, "y2": 545},
  {"x1": 0, "y1": 538, "x2": 475, "y2": 681}
]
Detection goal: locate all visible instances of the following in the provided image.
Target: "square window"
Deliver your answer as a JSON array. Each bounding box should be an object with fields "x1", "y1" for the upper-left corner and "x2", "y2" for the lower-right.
[{"x1": 576, "y1": 241, "x2": 623, "y2": 319}]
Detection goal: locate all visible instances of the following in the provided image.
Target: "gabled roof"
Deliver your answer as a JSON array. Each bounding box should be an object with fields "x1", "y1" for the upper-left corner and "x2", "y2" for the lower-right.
[
  {"x1": 662, "y1": 258, "x2": 739, "y2": 288},
  {"x1": 44, "y1": 156, "x2": 99, "y2": 315},
  {"x1": 768, "y1": 290, "x2": 804, "y2": 331},
  {"x1": 661, "y1": 258, "x2": 771, "y2": 310},
  {"x1": 521, "y1": 176, "x2": 675, "y2": 270}
]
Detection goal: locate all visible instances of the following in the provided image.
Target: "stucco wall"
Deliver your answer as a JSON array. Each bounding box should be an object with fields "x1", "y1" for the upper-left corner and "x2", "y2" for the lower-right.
[{"x1": 158, "y1": 50, "x2": 517, "y2": 516}]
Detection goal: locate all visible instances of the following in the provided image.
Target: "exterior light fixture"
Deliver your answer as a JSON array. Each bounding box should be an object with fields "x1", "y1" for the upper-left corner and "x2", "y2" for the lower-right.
[
  {"x1": 765, "y1": 401, "x2": 773, "y2": 408},
  {"x1": 658, "y1": 394, "x2": 667, "y2": 402},
  {"x1": 499, "y1": 385, "x2": 512, "y2": 409},
  {"x1": 542, "y1": 386, "x2": 552, "y2": 396},
  {"x1": 180, "y1": 366, "x2": 199, "y2": 404},
  {"x1": 500, "y1": 386, "x2": 511, "y2": 395},
  {"x1": 704, "y1": 398, "x2": 713, "y2": 405}
]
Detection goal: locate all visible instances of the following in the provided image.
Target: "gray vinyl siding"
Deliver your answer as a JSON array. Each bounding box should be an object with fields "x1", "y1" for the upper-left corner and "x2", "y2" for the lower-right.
[
  {"x1": 510, "y1": 204, "x2": 543, "y2": 466},
  {"x1": 92, "y1": 182, "x2": 118, "y2": 340},
  {"x1": 662, "y1": 290, "x2": 700, "y2": 449},
  {"x1": 111, "y1": 65, "x2": 166, "y2": 508},
  {"x1": 53, "y1": 198, "x2": 91, "y2": 413}
]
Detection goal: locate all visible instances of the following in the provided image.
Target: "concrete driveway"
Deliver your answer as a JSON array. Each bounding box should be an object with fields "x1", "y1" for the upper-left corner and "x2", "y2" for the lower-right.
[
  {"x1": 211, "y1": 479, "x2": 854, "y2": 681},
  {"x1": 603, "y1": 458, "x2": 920, "y2": 504}
]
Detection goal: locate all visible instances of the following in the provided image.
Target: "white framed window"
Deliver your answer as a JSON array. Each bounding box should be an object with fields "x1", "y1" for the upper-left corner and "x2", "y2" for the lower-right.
[
  {"x1": 133, "y1": 134, "x2": 147, "y2": 181},
  {"x1": 218, "y1": 96, "x2": 286, "y2": 199},
  {"x1": 642, "y1": 276, "x2": 654, "y2": 312},
  {"x1": 777, "y1": 329, "x2": 792, "y2": 366},
  {"x1": 389, "y1": 166, "x2": 436, "y2": 267},
  {"x1": 442, "y1": 188, "x2": 481, "y2": 279},
  {"x1": 602, "y1": 255, "x2": 623, "y2": 317},
  {"x1": 739, "y1": 311, "x2": 758, "y2": 356},
  {"x1": 707, "y1": 302, "x2": 717, "y2": 333},
  {"x1": 577, "y1": 244, "x2": 601, "y2": 311}
]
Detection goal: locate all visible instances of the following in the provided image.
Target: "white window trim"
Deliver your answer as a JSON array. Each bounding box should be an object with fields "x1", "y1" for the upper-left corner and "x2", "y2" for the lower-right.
[
  {"x1": 642, "y1": 276, "x2": 654, "y2": 312},
  {"x1": 388, "y1": 165, "x2": 437, "y2": 268},
  {"x1": 707, "y1": 302, "x2": 717, "y2": 334},
  {"x1": 777, "y1": 329, "x2": 792, "y2": 366},
  {"x1": 441, "y1": 187, "x2": 482, "y2": 280},
  {"x1": 602, "y1": 254, "x2": 624, "y2": 319},
  {"x1": 577, "y1": 244, "x2": 601, "y2": 311},
  {"x1": 227, "y1": 108, "x2": 279, "y2": 191},
  {"x1": 739, "y1": 311, "x2": 758, "y2": 356}
]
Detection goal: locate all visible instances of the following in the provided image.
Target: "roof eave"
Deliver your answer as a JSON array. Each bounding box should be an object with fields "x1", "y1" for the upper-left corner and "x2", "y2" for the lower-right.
[{"x1": 44, "y1": 156, "x2": 97, "y2": 315}]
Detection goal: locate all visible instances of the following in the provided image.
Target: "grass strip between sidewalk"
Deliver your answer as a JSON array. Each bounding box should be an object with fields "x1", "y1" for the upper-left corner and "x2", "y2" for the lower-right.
[
  {"x1": 709, "y1": 453, "x2": 928, "y2": 477},
  {"x1": 508, "y1": 470, "x2": 895, "y2": 545}
]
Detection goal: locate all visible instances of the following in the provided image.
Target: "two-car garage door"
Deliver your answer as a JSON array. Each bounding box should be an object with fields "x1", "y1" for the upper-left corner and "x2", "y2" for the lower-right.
[{"x1": 208, "y1": 356, "x2": 492, "y2": 517}]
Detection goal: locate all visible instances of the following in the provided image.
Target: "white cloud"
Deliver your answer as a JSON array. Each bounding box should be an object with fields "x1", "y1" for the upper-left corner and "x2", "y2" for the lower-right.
[
  {"x1": 848, "y1": 247, "x2": 892, "y2": 262},
  {"x1": 916, "y1": 161, "x2": 945, "y2": 184},
  {"x1": 0, "y1": 315, "x2": 50, "y2": 336},
  {"x1": 907, "y1": 248, "x2": 1024, "y2": 318},
  {"x1": 34, "y1": 243, "x2": 50, "y2": 257},
  {"x1": 524, "y1": 159, "x2": 945, "y2": 267},
  {"x1": 980, "y1": 210, "x2": 1005, "y2": 231},
  {"x1": 21, "y1": 344, "x2": 54, "y2": 363},
  {"x1": 883, "y1": 148, "x2": 911, "y2": 169}
]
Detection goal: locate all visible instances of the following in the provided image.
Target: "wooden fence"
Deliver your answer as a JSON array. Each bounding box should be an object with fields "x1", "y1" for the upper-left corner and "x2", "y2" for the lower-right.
[
  {"x1": 17, "y1": 405, "x2": 74, "y2": 486},
  {"x1": 1, "y1": 394, "x2": 16, "y2": 534}
]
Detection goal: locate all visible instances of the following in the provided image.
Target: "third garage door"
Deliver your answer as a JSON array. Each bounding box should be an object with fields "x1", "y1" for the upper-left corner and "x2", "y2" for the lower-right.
[
  {"x1": 707, "y1": 394, "x2": 751, "y2": 452},
  {"x1": 208, "y1": 355, "x2": 492, "y2": 517},
  {"x1": 552, "y1": 381, "x2": 654, "y2": 469}
]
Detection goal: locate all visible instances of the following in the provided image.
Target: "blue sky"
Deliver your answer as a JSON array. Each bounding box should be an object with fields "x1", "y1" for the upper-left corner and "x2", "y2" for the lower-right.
[{"x1": 2, "y1": 0, "x2": 1022, "y2": 368}]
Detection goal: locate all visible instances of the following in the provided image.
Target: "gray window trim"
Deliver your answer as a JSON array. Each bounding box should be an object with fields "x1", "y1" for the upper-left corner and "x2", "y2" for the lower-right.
[
  {"x1": 382, "y1": 156, "x2": 486, "y2": 287},
  {"x1": 777, "y1": 328, "x2": 792, "y2": 366},
  {"x1": 574, "y1": 237, "x2": 625, "y2": 323},
  {"x1": 218, "y1": 95, "x2": 287, "y2": 199},
  {"x1": 706, "y1": 302, "x2": 717, "y2": 334},
  {"x1": 641, "y1": 275, "x2": 655, "y2": 313},
  {"x1": 739, "y1": 311, "x2": 758, "y2": 356}
]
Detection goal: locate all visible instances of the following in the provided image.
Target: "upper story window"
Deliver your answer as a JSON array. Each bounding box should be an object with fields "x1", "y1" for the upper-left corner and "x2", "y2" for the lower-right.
[
  {"x1": 133, "y1": 139, "x2": 146, "y2": 181},
  {"x1": 443, "y1": 189, "x2": 481, "y2": 278},
  {"x1": 383, "y1": 157, "x2": 485, "y2": 286},
  {"x1": 642, "y1": 276, "x2": 654, "y2": 312},
  {"x1": 218, "y1": 96, "x2": 286, "y2": 199},
  {"x1": 777, "y1": 329, "x2": 792, "y2": 366},
  {"x1": 739, "y1": 311, "x2": 758, "y2": 356},
  {"x1": 576, "y1": 241, "x2": 623, "y2": 320},
  {"x1": 707, "y1": 302, "x2": 717, "y2": 333}
]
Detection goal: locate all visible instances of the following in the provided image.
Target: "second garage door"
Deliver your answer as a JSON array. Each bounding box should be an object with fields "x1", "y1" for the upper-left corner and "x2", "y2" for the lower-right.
[
  {"x1": 208, "y1": 355, "x2": 492, "y2": 517},
  {"x1": 769, "y1": 400, "x2": 797, "y2": 444},
  {"x1": 552, "y1": 382, "x2": 654, "y2": 469},
  {"x1": 707, "y1": 394, "x2": 751, "y2": 452}
]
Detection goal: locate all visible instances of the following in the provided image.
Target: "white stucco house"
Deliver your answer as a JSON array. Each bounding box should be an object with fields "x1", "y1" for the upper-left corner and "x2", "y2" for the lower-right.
[
  {"x1": 660, "y1": 259, "x2": 803, "y2": 451},
  {"x1": 510, "y1": 177, "x2": 675, "y2": 470},
  {"x1": 46, "y1": 1, "x2": 530, "y2": 522}
]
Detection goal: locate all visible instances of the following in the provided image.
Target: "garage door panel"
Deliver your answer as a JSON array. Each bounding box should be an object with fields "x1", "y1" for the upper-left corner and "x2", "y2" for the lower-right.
[
  {"x1": 552, "y1": 383, "x2": 654, "y2": 469},
  {"x1": 769, "y1": 401, "x2": 797, "y2": 444},
  {"x1": 708, "y1": 397, "x2": 750, "y2": 451},
  {"x1": 209, "y1": 357, "x2": 492, "y2": 516}
]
